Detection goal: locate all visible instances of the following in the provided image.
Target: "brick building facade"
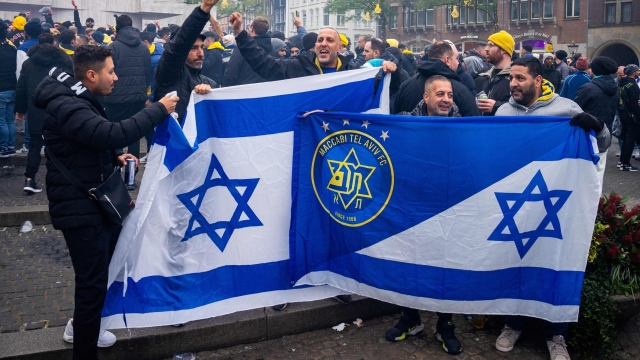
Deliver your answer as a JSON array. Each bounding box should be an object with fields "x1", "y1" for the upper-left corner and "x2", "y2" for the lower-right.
[{"x1": 588, "y1": 0, "x2": 640, "y2": 65}]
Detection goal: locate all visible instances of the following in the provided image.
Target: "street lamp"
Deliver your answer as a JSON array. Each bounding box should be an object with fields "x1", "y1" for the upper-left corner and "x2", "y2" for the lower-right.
[{"x1": 567, "y1": 41, "x2": 579, "y2": 56}]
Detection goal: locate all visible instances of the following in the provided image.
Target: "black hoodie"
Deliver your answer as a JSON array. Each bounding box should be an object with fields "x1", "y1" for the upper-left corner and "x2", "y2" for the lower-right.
[
  {"x1": 223, "y1": 33, "x2": 273, "y2": 87},
  {"x1": 34, "y1": 68, "x2": 168, "y2": 229},
  {"x1": 574, "y1": 75, "x2": 620, "y2": 131},
  {"x1": 392, "y1": 59, "x2": 481, "y2": 116},
  {"x1": 617, "y1": 77, "x2": 640, "y2": 124},
  {"x1": 104, "y1": 26, "x2": 151, "y2": 106},
  {"x1": 15, "y1": 44, "x2": 74, "y2": 133}
]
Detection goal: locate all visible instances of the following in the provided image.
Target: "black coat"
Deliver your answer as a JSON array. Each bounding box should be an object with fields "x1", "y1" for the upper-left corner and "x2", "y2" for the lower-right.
[
  {"x1": 618, "y1": 77, "x2": 640, "y2": 123},
  {"x1": 34, "y1": 69, "x2": 169, "y2": 229},
  {"x1": 543, "y1": 66, "x2": 562, "y2": 93},
  {"x1": 574, "y1": 76, "x2": 619, "y2": 131},
  {"x1": 104, "y1": 26, "x2": 151, "y2": 106},
  {"x1": 474, "y1": 66, "x2": 511, "y2": 115},
  {"x1": 223, "y1": 34, "x2": 272, "y2": 87},
  {"x1": 0, "y1": 40, "x2": 17, "y2": 92},
  {"x1": 154, "y1": 6, "x2": 217, "y2": 124},
  {"x1": 456, "y1": 64, "x2": 477, "y2": 96},
  {"x1": 202, "y1": 47, "x2": 224, "y2": 86},
  {"x1": 401, "y1": 52, "x2": 417, "y2": 76},
  {"x1": 15, "y1": 44, "x2": 74, "y2": 134},
  {"x1": 393, "y1": 59, "x2": 481, "y2": 117},
  {"x1": 231, "y1": 30, "x2": 360, "y2": 81}
]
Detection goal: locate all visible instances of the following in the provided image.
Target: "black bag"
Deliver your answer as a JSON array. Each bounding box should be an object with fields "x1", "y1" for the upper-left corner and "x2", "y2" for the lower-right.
[{"x1": 45, "y1": 148, "x2": 135, "y2": 224}]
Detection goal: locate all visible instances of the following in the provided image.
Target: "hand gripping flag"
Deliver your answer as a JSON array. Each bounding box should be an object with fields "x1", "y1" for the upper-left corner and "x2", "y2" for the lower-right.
[
  {"x1": 290, "y1": 112, "x2": 602, "y2": 323},
  {"x1": 101, "y1": 68, "x2": 390, "y2": 329}
]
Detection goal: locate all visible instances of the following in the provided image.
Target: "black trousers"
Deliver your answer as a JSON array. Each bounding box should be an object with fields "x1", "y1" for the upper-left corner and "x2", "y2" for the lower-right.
[
  {"x1": 401, "y1": 307, "x2": 453, "y2": 327},
  {"x1": 621, "y1": 116, "x2": 640, "y2": 165},
  {"x1": 62, "y1": 223, "x2": 121, "y2": 360},
  {"x1": 24, "y1": 131, "x2": 43, "y2": 180},
  {"x1": 105, "y1": 103, "x2": 146, "y2": 159}
]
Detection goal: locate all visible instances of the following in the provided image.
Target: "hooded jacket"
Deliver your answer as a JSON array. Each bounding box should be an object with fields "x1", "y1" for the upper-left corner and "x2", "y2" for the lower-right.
[
  {"x1": 0, "y1": 39, "x2": 17, "y2": 92},
  {"x1": 456, "y1": 64, "x2": 476, "y2": 96},
  {"x1": 15, "y1": 44, "x2": 74, "y2": 133},
  {"x1": 223, "y1": 33, "x2": 273, "y2": 87},
  {"x1": 542, "y1": 65, "x2": 562, "y2": 93},
  {"x1": 496, "y1": 79, "x2": 611, "y2": 153},
  {"x1": 618, "y1": 77, "x2": 640, "y2": 124},
  {"x1": 8, "y1": 17, "x2": 26, "y2": 48},
  {"x1": 154, "y1": 6, "x2": 217, "y2": 124},
  {"x1": 560, "y1": 70, "x2": 591, "y2": 101},
  {"x1": 475, "y1": 65, "x2": 512, "y2": 115},
  {"x1": 231, "y1": 30, "x2": 360, "y2": 81},
  {"x1": 33, "y1": 69, "x2": 168, "y2": 229},
  {"x1": 574, "y1": 75, "x2": 620, "y2": 131},
  {"x1": 401, "y1": 50, "x2": 417, "y2": 76},
  {"x1": 393, "y1": 59, "x2": 481, "y2": 117},
  {"x1": 202, "y1": 42, "x2": 224, "y2": 86},
  {"x1": 104, "y1": 26, "x2": 151, "y2": 106}
]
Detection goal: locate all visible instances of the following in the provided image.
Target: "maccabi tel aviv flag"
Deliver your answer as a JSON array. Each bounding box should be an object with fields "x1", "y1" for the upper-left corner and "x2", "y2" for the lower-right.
[
  {"x1": 101, "y1": 68, "x2": 390, "y2": 329},
  {"x1": 290, "y1": 111, "x2": 602, "y2": 323}
]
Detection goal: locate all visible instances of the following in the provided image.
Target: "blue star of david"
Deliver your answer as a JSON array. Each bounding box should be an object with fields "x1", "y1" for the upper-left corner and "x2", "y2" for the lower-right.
[
  {"x1": 488, "y1": 170, "x2": 571, "y2": 259},
  {"x1": 177, "y1": 153, "x2": 262, "y2": 252}
]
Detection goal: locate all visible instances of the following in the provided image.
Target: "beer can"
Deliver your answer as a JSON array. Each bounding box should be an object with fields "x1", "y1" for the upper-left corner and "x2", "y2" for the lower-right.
[{"x1": 125, "y1": 158, "x2": 136, "y2": 190}]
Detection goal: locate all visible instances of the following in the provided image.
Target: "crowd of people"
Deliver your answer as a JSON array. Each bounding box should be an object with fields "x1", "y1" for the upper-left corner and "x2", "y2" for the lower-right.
[{"x1": 0, "y1": 0, "x2": 637, "y2": 359}]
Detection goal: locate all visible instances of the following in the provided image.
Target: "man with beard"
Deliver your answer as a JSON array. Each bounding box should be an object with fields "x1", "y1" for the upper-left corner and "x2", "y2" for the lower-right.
[
  {"x1": 227, "y1": 12, "x2": 396, "y2": 79},
  {"x1": 475, "y1": 31, "x2": 514, "y2": 116},
  {"x1": 494, "y1": 58, "x2": 611, "y2": 360},
  {"x1": 33, "y1": 45, "x2": 178, "y2": 360},
  {"x1": 385, "y1": 75, "x2": 461, "y2": 355},
  {"x1": 223, "y1": 16, "x2": 272, "y2": 86},
  {"x1": 574, "y1": 56, "x2": 619, "y2": 133}
]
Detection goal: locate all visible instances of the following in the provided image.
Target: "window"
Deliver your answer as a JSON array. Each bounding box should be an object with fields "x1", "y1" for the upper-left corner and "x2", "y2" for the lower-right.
[
  {"x1": 403, "y1": 6, "x2": 410, "y2": 28},
  {"x1": 531, "y1": 0, "x2": 540, "y2": 18},
  {"x1": 460, "y1": 6, "x2": 466, "y2": 23},
  {"x1": 622, "y1": 2, "x2": 632, "y2": 22},
  {"x1": 410, "y1": 7, "x2": 416, "y2": 26},
  {"x1": 316, "y1": 8, "x2": 319, "y2": 27},
  {"x1": 354, "y1": 11, "x2": 361, "y2": 27},
  {"x1": 337, "y1": 14, "x2": 345, "y2": 27},
  {"x1": 605, "y1": 3, "x2": 616, "y2": 23},
  {"x1": 417, "y1": 10, "x2": 426, "y2": 26},
  {"x1": 302, "y1": 10, "x2": 306, "y2": 26},
  {"x1": 566, "y1": 0, "x2": 580, "y2": 17},
  {"x1": 511, "y1": 0, "x2": 519, "y2": 20},
  {"x1": 468, "y1": 6, "x2": 476, "y2": 23},
  {"x1": 427, "y1": 9, "x2": 434, "y2": 25},
  {"x1": 520, "y1": 0, "x2": 529, "y2": 20},
  {"x1": 543, "y1": 0, "x2": 554, "y2": 18},
  {"x1": 389, "y1": 7, "x2": 398, "y2": 29},
  {"x1": 478, "y1": 6, "x2": 485, "y2": 22},
  {"x1": 309, "y1": 9, "x2": 314, "y2": 27},
  {"x1": 323, "y1": 9, "x2": 329, "y2": 26}
]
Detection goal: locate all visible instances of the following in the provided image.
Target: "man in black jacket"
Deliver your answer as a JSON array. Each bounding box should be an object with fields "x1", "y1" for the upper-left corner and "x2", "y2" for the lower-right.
[
  {"x1": 104, "y1": 15, "x2": 151, "y2": 159},
  {"x1": 15, "y1": 36, "x2": 73, "y2": 194},
  {"x1": 393, "y1": 41, "x2": 481, "y2": 117},
  {"x1": 154, "y1": 0, "x2": 219, "y2": 124},
  {"x1": 398, "y1": 43, "x2": 416, "y2": 76},
  {"x1": 222, "y1": 16, "x2": 272, "y2": 87},
  {"x1": 618, "y1": 65, "x2": 640, "y2": 172},
  {"x1": 574, "y1": 56, "x2": 619, "y2": 132},
  {"x1": 541, "y1": 53, "x2": 562, "y2": 92},
  {"x1": 227, "y1": 12, "x2": 397, "y2": 80},
  {"x1": 201, "y1": 31, "x2": 224, "y2": 86},
  {"x1": 34, "y1": 46, "x2": 178, "y2": 360}
]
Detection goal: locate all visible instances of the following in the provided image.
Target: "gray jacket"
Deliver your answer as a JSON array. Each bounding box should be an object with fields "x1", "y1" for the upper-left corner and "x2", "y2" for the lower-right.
[{"x1": 496, "y1": 93, "x2": 611, "y2": 153}]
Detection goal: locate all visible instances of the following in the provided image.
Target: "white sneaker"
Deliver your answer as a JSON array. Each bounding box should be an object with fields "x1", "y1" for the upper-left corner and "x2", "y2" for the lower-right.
[
  {"x1": 63, "y1": 319, "x2": 117, "y2": 348},
  {"x1": 18, "y1": 145, "x2": 28, "y2": 154},
  {"x1": 495, "y1": 325, "x2": 522, "y2": 352},
  {"x1": 547, "y1": 335, "x2": 570, "y2": 360},
  {"x1": 633, "y1": 150, "x2": 639, "y2": 159},
  {"x1": 139, "y1": 155, "x2": 147, "y2": 164}
]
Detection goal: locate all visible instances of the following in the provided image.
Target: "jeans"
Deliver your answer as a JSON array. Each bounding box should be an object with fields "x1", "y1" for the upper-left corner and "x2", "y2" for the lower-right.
[
  {"x1": 61, "y1": 223, "x2": 121, "y2": 360},
  {"x1": 505, "y1": 315, "x2": 568, "y2": 341},
  {"x1": 0, "y1": 90, "x2": 16, "y2": 151},
  {"x1": 24, "y1": 132, "x2": 43, "y2": 180}
]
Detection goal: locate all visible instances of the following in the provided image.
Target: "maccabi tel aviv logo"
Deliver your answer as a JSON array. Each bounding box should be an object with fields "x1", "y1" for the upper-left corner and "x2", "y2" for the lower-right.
[{"x1": 312, "y1": 129, "x2": 394, "y2": 227}]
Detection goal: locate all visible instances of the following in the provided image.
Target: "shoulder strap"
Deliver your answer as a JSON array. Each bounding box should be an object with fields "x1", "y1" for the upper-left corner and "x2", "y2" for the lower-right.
[{"x1": 45, "y1": 146, "x2": 91, "y2": 196}]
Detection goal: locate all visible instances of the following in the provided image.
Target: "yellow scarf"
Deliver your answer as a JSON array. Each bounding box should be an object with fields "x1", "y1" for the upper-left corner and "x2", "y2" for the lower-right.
[
  {"x1": 103, "y1": 34, "x2": 112, "y2": 45},
  {"x1": 536, "y1": 79, "x2": 555, "y2": 103},
  {"x1": 402, "y1": 49, "x2": 413, "y2": 55},
  {"x1": 314, "y1": 57, "x2": 342, "y2": 74},
  {"x1": 207, "y1": 42, "x2": 225, "y2": 51},
  {"x1": 59, "y1": 45, "x2": 74, "y2": 55},
  {"x1": 149, "y1": 43, "x2": 156, "y2": 54}
]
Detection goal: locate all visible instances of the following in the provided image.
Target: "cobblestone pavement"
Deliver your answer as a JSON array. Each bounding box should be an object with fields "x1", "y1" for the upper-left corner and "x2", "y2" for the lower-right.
[
  {"x1": 0, "y1": 166, "x2": 49, "y2": 208},
  {"x1": 602, "y1": 139, "x2": 640, "y2": 207},
  {"x1": 189, "y1": 312, "x2": 637, "y2": 360}
]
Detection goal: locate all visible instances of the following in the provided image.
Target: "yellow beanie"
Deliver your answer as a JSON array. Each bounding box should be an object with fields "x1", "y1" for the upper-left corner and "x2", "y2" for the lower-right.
[
  {"x1": 386, "y1": 38, "x2": 399, "y2": 48},
  {"x1": 487, "y1": 30, "x2": 515, "y2": 57},
  {"x1": 12, "y1": 16, "x2": 27, "y2": 31},
  {"x1": 339, "y1": 33, "x2": 348, "y2": 46}
]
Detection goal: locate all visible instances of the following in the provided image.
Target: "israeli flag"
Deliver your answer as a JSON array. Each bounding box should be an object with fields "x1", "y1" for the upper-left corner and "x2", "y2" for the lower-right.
[
  {"x1": 101, "y1": 68, "x2": 390, "y2": 329},
  {"x1": 291, "y1": 112, "x2": 602, "y2": 323}
]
